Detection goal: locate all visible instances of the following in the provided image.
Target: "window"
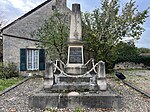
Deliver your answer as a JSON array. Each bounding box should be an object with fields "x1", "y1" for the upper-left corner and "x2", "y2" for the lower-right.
[
  {"x1": 20, "y1": 49, "x2": 45, "y2": 71},
  {"x1": 52, "y1": 5, "x2": 56, "y2": 10},
  {"x1": 27, "y1": 49, "x2": 39, "y2": 70}
]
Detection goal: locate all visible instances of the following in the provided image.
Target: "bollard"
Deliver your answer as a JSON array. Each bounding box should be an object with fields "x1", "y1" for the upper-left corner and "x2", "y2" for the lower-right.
[
  {"x1": 97, "y1": 61, "x2": 107, "y2": 90},
  {"x1": 44, "y1": 61, "x2": 54, "y2": 89}
]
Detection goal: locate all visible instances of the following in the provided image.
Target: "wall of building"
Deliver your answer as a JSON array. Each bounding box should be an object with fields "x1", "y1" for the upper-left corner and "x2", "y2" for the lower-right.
[{"x1": 2, "y1": 0, "x2": 71, "y2": 75}]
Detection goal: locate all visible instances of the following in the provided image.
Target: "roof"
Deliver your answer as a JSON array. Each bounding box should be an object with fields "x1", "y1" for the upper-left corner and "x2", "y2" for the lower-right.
[{"x1": 1, "y1": 0, "x2": 52, "y2": 31}]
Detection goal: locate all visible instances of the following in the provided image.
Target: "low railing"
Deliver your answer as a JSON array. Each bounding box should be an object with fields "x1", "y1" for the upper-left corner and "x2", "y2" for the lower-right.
[
  {"x1": 52, "y1": 59, "x2": 102, "y2": 78},
  {"x1": 54, "y1": 59, "x2": 66, "y2": 73},
  {"x1": 85, "y1": 58, "x2": 97, "y2": 73}
]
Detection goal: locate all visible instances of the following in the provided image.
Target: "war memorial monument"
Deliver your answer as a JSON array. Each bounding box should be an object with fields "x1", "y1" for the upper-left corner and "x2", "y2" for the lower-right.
[{"x1": 29, "y1": 3, "x2": 121, "y2": 109}]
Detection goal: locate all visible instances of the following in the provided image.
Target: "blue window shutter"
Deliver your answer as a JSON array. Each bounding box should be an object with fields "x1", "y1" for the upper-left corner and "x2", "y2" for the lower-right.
[
  {"x1": 39, "y1": 49, "x2": 45, "y2": 70},
  {"x1": 20, "y1": 49, "x2": 27, "y2": 71}
]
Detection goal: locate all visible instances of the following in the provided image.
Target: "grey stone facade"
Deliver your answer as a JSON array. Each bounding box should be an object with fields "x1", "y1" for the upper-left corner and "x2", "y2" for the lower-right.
[{"x1": 2, "y1": 0, "x2": 71, "y2": 75}]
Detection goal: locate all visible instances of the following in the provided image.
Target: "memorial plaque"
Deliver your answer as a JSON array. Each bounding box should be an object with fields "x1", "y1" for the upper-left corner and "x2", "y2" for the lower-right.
[{"x1": 69, "y1": 47, "x2": 82, "y2": 63}]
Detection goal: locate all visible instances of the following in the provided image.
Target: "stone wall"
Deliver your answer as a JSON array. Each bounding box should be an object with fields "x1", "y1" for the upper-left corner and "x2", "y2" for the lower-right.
[
  {"x1": 2, "y1": 0, "x2": 71, "y2": 75},
  {"x1": 122, "y1": 70, "x2": 150, "y2": 76},
  {"x1": 114, "y1": 62, "x2": 145, "y2": 70}
]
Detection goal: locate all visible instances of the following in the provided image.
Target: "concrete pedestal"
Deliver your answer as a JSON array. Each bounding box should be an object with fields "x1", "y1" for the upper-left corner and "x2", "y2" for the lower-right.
[
  {"x1": 29, "y1": 86, "x2": 122, "y2": 109},
  {"x1": 64, "y1": 65, "x2": 87, "y2": 75}
]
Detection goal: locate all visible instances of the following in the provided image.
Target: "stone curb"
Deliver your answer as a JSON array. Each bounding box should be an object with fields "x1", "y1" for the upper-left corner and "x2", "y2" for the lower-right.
[
  {"x1": 122, "y1": 80, "x2": 150, "y2": 98},
  {"x1": 0, "y1": 77, "x2": 31, "y2": 96}
]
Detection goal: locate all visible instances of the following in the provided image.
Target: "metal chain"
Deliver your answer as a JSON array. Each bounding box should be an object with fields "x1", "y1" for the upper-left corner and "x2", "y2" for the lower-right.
[{"x1": 53, "y1": 60, "x2": 101, "y2": 78}]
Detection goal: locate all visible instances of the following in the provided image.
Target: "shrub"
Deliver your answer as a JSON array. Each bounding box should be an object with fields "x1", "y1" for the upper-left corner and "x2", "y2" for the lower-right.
[
  {"x1": 115, "y1": 55, "x2": 150, "y2": 67},
  {"x1": 0, "y1": 62, "x2": 19, "y2": 79}
]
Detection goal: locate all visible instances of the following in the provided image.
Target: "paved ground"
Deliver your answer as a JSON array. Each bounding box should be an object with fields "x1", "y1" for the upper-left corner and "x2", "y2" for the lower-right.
[
  {"x1": 0, "y1": 74, "x2": 149, "y2": 112},
  {"x1": 108, "y1": 78, "x2": 150, "y2": 112},
  {"x1": 122, "y1": 70, "x2": 150, "y2": 93}
]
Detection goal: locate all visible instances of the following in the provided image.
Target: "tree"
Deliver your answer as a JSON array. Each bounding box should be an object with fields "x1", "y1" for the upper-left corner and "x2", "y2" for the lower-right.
[
  {"x1": 32, "y1": 11, "x2": 70, "y2": 61},
  {"x1": 138, "y1": 48, "x2": 150, "y2": 53},
  {"x1": 0, "y1": 11, "x2": 7, "y2": 29},
  {"x1": 114, "y1": 42, "x2": 150, "y2": 67},
  {"x1": 115, "y1": 41, "x2": 139, "y2": 60},
  {"x1": 82, "y1": 0, "x2": 149, "y2": 69}
]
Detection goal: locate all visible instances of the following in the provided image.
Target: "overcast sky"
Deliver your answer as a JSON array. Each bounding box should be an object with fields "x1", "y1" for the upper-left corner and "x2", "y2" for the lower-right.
[{"x1": 0, "y1": 0, "x2": 150, "y2": 48}]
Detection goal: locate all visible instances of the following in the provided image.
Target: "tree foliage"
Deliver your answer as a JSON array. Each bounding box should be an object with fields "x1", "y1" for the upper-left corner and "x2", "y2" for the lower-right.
[
  {"x1": 138, "y1": 47, "x2": 150, "y2": 53},
  {"x1": 82, "y1": 0, "x2": 149, "y2": 69},
  {"x1": 33, "y1": 0, "x2": 149, "y2": 70},
  {"x1": 0, "y1": 11, "x2": 7, "y2": 29},
  {"x1": 114, "y1": 41, "x2": 139, "y2": 60},
  {"x1": 32, "y1": 11, "x2": 70, "y2": 61}
]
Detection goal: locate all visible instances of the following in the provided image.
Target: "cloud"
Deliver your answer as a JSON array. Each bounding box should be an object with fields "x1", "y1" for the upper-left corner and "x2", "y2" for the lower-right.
[
  {"x1": 67, "y1": 0, "x2": 100, "y2": 12},
  {"x1": 0, "y1": 0, "x2": 44, "y2": 24},
  {"x1": 0, "y1": 0, "x2": 10, "y2": 12},
  {"x1": 0, "y1": 0, "x2": 20, "y2": 23},
  {"x1": 7, "y1": 0, "x2": 43, "y2": 12},
  {"x1": 136, "y1": 28, "x2": 150, "y2": 48}
]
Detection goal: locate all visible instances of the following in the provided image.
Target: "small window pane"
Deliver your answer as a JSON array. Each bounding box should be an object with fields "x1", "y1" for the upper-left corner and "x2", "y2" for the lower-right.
[
  {"x1": 28, "y1": 50, "x2": 32, "y2": 70},
  {"x1": 27, "y1": 49, "x2": 39, "y2": 70}
]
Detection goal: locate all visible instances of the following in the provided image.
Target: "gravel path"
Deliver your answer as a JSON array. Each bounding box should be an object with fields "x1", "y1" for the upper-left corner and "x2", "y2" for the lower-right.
[
  {"x1": 122, "y1": 70, "x2": 150, "y2": 93},
  {"x1": 108, "y1": 78, "x2": 150, "y2": 112},
  {"x1": 0, "y1": 77, "x2": 149, "y2": 112},
  {"x1": 0, "y1": 78, "x2": 44, "y2": 112}
]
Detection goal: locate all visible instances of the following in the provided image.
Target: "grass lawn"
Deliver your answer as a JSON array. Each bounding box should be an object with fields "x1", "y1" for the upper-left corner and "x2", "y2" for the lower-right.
[{"x1": 0, "y1": 77, "x2": 24, "y2": 92}]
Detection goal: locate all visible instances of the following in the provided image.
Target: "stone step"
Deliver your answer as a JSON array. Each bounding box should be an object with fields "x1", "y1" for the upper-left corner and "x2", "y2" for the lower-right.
[
  {"x1": 29, "y1": 86, "x2": 122, "y2": 109},
  {"x1": 59, "y1": 77, "x2": 91, "y2": 83},
  {"x1": 49, "y1": 83, "x2": 99, "y2": 92},
  {"x1": 54, "y1": 74, "x2": 96, "y2": 84}
]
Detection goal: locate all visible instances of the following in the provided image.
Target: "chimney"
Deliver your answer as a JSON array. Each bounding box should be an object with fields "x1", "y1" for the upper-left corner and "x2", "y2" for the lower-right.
[
  {"x1": 56, "y1": 0, "x2": 67, "y2": 6},
  {"x1": 72, "y1": 3, "x2": 80, "y2": 13}
]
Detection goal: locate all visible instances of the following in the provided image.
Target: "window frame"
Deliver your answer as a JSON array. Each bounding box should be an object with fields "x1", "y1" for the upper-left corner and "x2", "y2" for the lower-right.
[{"x1": 26, "y1": 49, "x2": 39, "y2": 71}]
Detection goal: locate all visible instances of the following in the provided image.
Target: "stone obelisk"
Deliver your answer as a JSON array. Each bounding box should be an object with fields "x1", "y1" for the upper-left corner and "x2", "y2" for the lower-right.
[
  {"x1": 69, "y1": 4, "x2": 82, "y2": 42},
  {"x1": 65, "y1": 4, "x2": 87, "y2": 75}
]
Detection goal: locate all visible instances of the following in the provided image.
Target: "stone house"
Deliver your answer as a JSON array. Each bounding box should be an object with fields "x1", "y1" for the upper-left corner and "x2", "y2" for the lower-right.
[{"x1": 1, "y1": 0, "x2": 71, "y2": 75}]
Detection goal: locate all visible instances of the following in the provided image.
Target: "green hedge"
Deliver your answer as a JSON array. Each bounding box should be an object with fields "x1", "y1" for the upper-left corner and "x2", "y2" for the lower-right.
[{"x1": 116, "y1": 55, "x2": 150, "y2": 67}]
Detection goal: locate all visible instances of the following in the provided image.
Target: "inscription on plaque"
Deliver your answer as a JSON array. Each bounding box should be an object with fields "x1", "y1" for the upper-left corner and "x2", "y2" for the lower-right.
[{"x1": 69, "y1": 47, "x2": 82, "y2": 63}]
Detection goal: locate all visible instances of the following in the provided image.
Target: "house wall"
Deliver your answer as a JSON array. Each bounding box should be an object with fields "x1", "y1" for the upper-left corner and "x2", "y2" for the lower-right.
[{"x1": 3, "y1": 0, "x2": 71, "y2": 75}]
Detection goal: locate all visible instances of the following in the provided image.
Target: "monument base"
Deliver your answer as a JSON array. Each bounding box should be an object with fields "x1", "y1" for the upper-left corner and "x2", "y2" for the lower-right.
[
  {"x1": 28, "y1": 86, "x2": 122, "y2": 109},
  {"x1": 64, "y1": 65, "x2": 87, "y2": 75},
  {"x1": 52, "y1": 73, "x2": 97, "y2": 91}
]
